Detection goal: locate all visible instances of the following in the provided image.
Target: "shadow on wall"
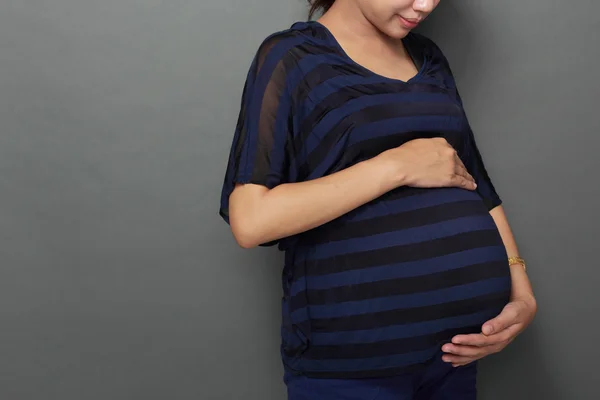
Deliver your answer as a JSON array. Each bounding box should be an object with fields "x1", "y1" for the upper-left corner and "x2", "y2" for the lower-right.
[{"x1": 418, "y1": 3, "x2": 565, "y2": 399}]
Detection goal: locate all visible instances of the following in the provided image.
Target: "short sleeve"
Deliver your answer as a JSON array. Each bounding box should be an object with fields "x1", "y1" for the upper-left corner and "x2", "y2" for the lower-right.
[
  {"x1": 218, "y1": 36, "x2": 295, "y2": 245},
  {"x1": 426, "y1": 36, "x2": 502, "y2": 211},
  {"x1": 460, "y1": 108, "x2": 503, "y2": 211}
]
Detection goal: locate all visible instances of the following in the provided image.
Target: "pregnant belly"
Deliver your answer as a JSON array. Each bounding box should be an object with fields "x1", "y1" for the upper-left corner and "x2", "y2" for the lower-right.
[{"x1": 284, "y1": 186, "x2": 512, "y2": 364}]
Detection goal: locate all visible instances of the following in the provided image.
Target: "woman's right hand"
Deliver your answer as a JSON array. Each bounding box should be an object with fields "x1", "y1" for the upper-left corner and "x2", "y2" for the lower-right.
[
  {"x1": 227, "y1": 137, "x2": 477, "y2": 248},
  {"x1": 378, "y1": 137, "x2": 478, "y2": 191}
]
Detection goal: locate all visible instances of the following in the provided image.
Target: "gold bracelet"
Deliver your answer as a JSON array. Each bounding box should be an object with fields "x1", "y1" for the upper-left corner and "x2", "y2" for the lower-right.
[{"x1": 508, "y1": 256, "x2": 526, "y2": 271}]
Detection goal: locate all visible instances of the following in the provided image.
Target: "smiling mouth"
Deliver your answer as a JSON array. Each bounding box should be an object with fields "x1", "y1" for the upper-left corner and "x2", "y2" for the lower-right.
[
  {"x1": 402, "y1": 17, "x2": 422, "y2": 23},
  {"x1": 398, "y1": 16, "x2": 421, "y2": 28}
]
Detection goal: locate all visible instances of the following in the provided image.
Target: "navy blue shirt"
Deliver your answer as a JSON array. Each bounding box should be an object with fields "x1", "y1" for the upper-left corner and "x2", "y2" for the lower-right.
[{"x1": 219, "y1": 21, "x2": 511, "y2": 379}]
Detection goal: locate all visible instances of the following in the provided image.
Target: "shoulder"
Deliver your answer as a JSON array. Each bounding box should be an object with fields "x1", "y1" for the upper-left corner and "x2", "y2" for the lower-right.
[
  {"x1": 250, "y1": 22, "x2": 320, "y2": 74},
  {"x1": 406, "y1": 31, "x2": 448, "y2": 62},
  {"x1": 407, "y1": 32, "x2": 459, "y2": 90}
]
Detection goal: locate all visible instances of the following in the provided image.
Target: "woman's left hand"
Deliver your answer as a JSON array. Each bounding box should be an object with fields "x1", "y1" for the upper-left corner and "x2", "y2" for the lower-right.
[{"x1": 441, "y1": 294, "x2": 537, "y2": 367}]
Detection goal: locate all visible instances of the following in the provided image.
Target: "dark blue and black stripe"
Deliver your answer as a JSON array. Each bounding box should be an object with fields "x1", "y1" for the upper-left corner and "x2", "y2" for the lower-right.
[{"x1": 219, "y1": 21, "x2": 511, "y2": 379}]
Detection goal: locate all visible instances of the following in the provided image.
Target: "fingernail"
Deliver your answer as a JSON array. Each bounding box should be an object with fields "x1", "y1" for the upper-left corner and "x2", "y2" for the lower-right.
[{"x1": 483, "y1": 325, "x2": 493, "y2": 335}]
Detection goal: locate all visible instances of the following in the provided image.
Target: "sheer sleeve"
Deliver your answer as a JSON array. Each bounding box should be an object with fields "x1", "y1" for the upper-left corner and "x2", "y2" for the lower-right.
[{"x1": 218, "y1": 36, "x2": 295, "y2": 246}]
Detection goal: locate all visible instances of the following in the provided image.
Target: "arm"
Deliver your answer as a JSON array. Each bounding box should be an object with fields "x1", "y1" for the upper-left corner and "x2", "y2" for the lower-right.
[
  {"x1": 420, "y1": 37, "x2": 537, "y2": 365},
  {"x1": 219, "y1": 35, "x2": 395, "y2": 248},
  {"x1": 229, "y1": 138, "x2": 477, "y2": 248},
  {"x1": 221, "y1": 34, "x2": 476, "y2": 248},
  {"x1": 489, "y1": 205, "x2": 536, "y2": 304},
  {"x1": 444, "y1": 204, "x2": 538, "y2": 367},
  {"x1": 229, "y1": 156, "x2": 399, "y2": 248}
]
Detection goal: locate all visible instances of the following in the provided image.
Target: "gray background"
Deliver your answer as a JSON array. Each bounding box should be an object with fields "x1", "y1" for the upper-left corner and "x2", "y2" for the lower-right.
[{"x1": 0, "y1": 0, "x2": 598, "y2": 399}]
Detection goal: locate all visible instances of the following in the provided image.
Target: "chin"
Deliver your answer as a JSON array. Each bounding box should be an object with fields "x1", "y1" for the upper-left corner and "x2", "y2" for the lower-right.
[{"x1": 382, "y1": 24, "x2": 411, "y2": 39}]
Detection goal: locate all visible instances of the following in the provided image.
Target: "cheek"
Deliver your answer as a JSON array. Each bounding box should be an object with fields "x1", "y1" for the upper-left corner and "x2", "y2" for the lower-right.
[
  {"x1": 380, "y1": 16, "x2": 412, "y2": 39},
  {"x1": 360, "y1": 0, "x2": 397, "y2": 19},
  {"x1": 360, "y1": 1, "x2": 412, "y2": 37}
]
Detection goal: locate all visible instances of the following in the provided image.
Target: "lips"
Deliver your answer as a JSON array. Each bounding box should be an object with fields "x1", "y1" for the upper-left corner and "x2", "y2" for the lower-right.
[{"x1": 399, "y1": 16, "x2": 421, "y2": 29}]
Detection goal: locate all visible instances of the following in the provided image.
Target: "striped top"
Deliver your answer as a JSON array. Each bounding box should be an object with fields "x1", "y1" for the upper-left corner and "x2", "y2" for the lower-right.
[{"x1": 219, "y1": 20, "x2": 512, "y2": 379}]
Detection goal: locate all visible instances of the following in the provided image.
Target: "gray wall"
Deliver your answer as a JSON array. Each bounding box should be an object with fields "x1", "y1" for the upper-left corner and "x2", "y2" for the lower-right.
[{"x1": 0, "y1": 1, "x2": 598, "y2": 399}]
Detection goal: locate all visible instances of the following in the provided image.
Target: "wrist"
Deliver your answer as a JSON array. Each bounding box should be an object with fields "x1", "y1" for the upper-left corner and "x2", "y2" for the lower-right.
[
  {"x1": 511, "y1": 289, "x2": 537, "y2": 308},
  {"x1": 372, "y1": 152, "x2": 410, "y2": 190},
  {"x1": 508, "y1": 256, "x2": 527, "y2": 272}
]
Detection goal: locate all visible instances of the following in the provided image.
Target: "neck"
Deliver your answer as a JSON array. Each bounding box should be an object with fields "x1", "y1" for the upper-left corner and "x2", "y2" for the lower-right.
[{"x1": 317, "y1": 0, "x2": 405, "y2": 55}]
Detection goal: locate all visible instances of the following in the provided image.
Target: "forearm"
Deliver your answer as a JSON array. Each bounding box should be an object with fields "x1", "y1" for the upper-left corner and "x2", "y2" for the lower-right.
[
  {"x1": 230, "y1": 157, "x2": 402, "y2": 248},
  {"x1": 489, "y1": 205, "x2": 536, "y2": 302}
]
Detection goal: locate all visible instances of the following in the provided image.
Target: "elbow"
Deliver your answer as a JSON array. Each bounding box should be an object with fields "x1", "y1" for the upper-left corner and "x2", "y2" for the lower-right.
[
  {"x1": 234, "y1": 233, "x2": 259, "y2": 249},
  {"x1": 230, "y1": 216, "x2": 261, "y2": 249},
  {"x1": 231, "y1": 218, "x2": 280, "y2": 249},
  {"x1": 227, "y1": 184, "x2": 275, "y2": 248}
]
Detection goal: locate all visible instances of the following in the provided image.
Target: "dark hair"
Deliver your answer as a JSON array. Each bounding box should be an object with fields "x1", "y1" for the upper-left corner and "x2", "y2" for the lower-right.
[{"x1": 308, "y1": 0, "x2": 335, "y2": 19}]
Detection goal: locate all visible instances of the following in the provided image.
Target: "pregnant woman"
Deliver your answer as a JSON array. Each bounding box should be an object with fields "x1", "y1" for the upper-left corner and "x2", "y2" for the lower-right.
[{"x1": 218, "y1": 0, "x2": 537, "y2": 398}]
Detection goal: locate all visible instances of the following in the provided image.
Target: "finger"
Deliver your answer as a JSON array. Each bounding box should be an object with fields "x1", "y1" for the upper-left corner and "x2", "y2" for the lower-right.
[
  {"x1": 454, "y1": 163, "x2": 476, "y2": 185},
  {"x1": 451, "y1": 333, "x2": 498, "y2": 347},
  {"x1": 449, "y1": 341, "x2": 507, "y2": 358},
  {"x1": 442, "y1": 353, "x2": 476, "y2": 365},
  {"x1": 451, "y1": 156, "x2": 476, "y2": 189},
  {"x1": 455, "y1": 162, "x2": 475, "y2": 183},
  {"x1": 452, "y1": 324, "x2": 522, "y2": 347},
  {"x1": 442, "y1": 343, "x2": 485, "y2": 358},
  {"x1": 481, "y1": 303, "x2": 522, "y2": 336},
  {"x1": 486, "y1": 323, "x2": 522, "y2": 344},
  {"x1": 452, "y1": 360, "x2": 477, "y2": 368},
  {"x1": 453, "y1": 176, "x2": 477, "y2": 191},
  {"x1": 447, "y1": 342, "x2": 507, "y2": 365}
]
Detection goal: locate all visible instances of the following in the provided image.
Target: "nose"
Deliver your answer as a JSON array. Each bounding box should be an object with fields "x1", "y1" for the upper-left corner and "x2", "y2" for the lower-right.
[{"x1": 413, "y1": 0, "x2": 436, "y2": 13}]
